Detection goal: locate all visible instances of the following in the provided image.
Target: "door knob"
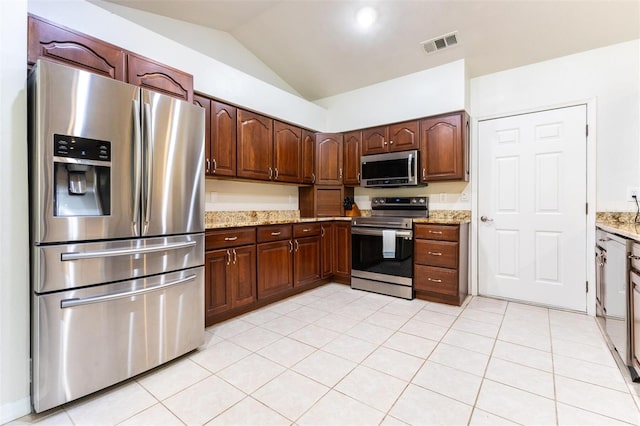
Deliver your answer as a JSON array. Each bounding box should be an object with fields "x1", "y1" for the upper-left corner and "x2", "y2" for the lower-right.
[{"x1": 480, "y1": 216, "x2": 494, "y2": 222}]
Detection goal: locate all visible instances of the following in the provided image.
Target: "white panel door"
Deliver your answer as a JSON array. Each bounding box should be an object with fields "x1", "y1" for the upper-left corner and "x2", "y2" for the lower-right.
[{"x1": 478, "y1": 105, "x2": 587, "y2": 311}]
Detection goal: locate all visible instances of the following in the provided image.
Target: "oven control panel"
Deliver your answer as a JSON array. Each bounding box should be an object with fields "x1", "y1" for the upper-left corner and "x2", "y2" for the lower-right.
[{"x1": 371, "y1": 197, "x2": 428, "y2": 209}]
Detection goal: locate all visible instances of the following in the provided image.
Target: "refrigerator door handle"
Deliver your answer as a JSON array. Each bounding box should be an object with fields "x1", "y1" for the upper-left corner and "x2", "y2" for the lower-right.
[
  {"x1": 132, "y1": 99, "x2": 142, "y2": 236},
  {"x1": 61, "y1": 240, "x2": 197, "y2": 261},
  {"x1": 142, "y1": 102, "x2": 153, "y2": 235},
  {"x1": 60, "y1": 274, "x2": 197, "y2": 308}
]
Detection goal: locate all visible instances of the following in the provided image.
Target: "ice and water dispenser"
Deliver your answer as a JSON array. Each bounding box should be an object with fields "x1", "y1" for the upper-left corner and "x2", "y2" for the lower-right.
[{"x1": 53, "y1": 134, "x2": 112, "y2": 216}]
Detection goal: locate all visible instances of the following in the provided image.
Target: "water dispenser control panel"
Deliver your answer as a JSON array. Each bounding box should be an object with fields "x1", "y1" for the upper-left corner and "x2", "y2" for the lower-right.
[{"x1": 54, "y1": 134, "x2": 111, "y2": 162}]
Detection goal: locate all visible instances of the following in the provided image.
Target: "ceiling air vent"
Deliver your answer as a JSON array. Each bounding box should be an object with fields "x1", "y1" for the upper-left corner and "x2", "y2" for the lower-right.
[{"x1": 421, "y1": 31, "x2": 459, "y2": 55}]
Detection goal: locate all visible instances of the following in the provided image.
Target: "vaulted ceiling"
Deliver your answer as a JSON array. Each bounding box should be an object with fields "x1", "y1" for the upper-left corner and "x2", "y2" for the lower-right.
[{"x1": 99, "y1": 0, "x2": 639, "y2": 101}]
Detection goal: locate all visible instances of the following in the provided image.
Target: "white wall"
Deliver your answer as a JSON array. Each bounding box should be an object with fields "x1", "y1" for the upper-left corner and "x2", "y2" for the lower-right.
[
  {"x1": 470, "y1": 40, "x2": 640, "y2": 212},
  {"x1": 354, "y1": 183, "x2": 470, "y2": 211},
  {"x1": 205, "y1": 180, "x2": 298, "y2": 211},
  {"x1": 315, "y1": 60, "x2": 466, "y2": 132},
  {"x1": 28, "y1": 0, "x2": 328, "y2": 131},
  {"x1": 88, "y1": 0, "x2": 302, "y2": 98},
  {"x1": 0, "y1": 0, "x2": 31, "y2": 423}
]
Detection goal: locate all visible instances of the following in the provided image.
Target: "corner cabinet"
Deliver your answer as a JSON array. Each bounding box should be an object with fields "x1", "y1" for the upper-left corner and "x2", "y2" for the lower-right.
[
  {"x1": 413, "y1": 223, "x2": 468, "y2": 306},
  {"x1": 419, "y1": 112, "x2": 469, "y2": 182}
]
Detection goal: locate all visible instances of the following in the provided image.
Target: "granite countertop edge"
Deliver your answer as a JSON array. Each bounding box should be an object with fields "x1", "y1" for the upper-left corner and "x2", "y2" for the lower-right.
[
  {"x1": 206, "y1": 216, "x2": 470, "y2": 229},
  {"x1": 596, "y1": 222, "x2": 640, "y2": 242}
]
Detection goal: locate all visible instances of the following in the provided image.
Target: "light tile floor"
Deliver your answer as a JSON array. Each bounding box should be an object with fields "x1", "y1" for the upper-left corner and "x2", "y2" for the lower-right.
[{"x1": 11, "y1": 283, "x2": 640, "y2": 426}]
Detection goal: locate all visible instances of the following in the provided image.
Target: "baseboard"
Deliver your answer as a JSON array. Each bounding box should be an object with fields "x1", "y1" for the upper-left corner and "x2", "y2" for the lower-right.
[{"x1": 1, "y1": 396, "x2": 31, "y2": 424}]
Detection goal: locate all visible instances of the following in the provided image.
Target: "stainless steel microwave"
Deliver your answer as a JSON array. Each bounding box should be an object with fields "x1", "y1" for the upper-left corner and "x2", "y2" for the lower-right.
[{"x1": 360, "y1": 149, "x2": 421, "y2": 187}]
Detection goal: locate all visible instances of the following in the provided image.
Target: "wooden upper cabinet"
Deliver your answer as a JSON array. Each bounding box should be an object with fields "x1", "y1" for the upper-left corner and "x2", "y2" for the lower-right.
[
  {"x1": 420, "y1": 111, "x2": 469, "y2": 182},
  {"x1": 28, "y1": 15, "x2": 125, "y2": 80},
  {"x1": 316, "y1": 133, "x2": 343, "y2": 185},
  {"x1": 193, "y1": 94, "x2": 212, "y2": 175},
  {"x1": 361, "y1": 126, "x2": 389, "y2": 155},
  {"x1": 273, "y1": 121, "x2": 302, "y2": 183},
  {"x1": 389, "y1": 120, "x2": 419, "y2": 152},
  {"x1": 343, "y1": 131, "x2": 361, "y2": 186},
  {"x1": 301, "y1": 129, "x2": 316, "y2": 184},
  {"x1": 211, "y1": 100, "x2": 237, "y2": 177},
  {"x1": 237, "y1": 110, "x2": 273, "y2": 180},
  {"x1": 126, "y1": 53, "x2": 194, "y2": 102}
]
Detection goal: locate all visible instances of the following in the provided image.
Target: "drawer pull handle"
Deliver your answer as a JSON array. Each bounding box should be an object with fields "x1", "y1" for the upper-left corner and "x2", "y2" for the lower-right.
[
  {"x1": 302, "y1": 228, "x2": 310, "y2": 232},
  {"x1": 224, "y1": 236, "x2": 238, "y2": 241},
  {"x1": 427, "y1": 278, "x2": 443, "y2": 283},
  {"x1": 630, "y1": 255, "x2": 640, "y2": 260},
  {"x1": 428, "y1": 251, "x2": 442, "y2": 256},
  {"x1": 428, "y1": 231, "x2": 443, "y2": 235},
  {"x1": 271, "y1": 232, "x2": 282, "y2": 236}
]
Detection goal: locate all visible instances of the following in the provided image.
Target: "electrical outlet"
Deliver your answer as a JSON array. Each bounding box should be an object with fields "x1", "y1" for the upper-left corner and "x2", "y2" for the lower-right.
[{"x1": 627, "y1": 187, "x2": 640, "y2": 202}]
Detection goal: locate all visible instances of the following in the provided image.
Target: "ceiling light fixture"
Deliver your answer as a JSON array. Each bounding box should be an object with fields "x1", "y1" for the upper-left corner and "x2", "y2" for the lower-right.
[{"x1": 356, "y1": 6, "x2": 377, "y2": 29}]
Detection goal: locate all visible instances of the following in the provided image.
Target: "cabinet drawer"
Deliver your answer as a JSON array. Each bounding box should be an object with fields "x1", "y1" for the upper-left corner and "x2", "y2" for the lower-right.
[
  {"x1": 293, "y1": 223, "x2": 321, "y2": 238},
  {"x1": 206, "y1": 227, "x2": 256, "y2": 250},
  {"x1": 257, "y1": 224, "x2": 292, "y2": 243},
  {"x1": 632, "y1": 243, "x2": 640, "y2": 272},
  {"x1": 414, "y1": 240, "x2": 458, "y2": 268},
  {"x1": 414, "y1": 265, "x2": 458, "y2": 296},
  {"x1": 414, "y1": 224, "x2": 459, "y2": 241}
]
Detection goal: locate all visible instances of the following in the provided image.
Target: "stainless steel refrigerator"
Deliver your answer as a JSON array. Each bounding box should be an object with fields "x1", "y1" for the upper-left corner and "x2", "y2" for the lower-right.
[{"x1": 28, "y1": 60, "x2": 205, "y2": 413}]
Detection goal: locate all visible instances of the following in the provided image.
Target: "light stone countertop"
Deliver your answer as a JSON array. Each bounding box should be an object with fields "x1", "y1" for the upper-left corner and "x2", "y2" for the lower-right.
[{"x1": 596, "y1": 222, "x2": 640, "y2": 242}]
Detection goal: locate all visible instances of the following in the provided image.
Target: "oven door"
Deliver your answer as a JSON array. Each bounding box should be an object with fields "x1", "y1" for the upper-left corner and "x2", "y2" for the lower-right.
[{"x1": 351, "y1": 227, "x2": 413, "y2": 285}]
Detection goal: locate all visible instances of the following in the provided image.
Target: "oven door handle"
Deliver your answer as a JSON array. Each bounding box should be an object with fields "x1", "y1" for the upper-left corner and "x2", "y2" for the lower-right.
[{"x1": 352, "y1": 228, "x2": 412, "y2": 238}]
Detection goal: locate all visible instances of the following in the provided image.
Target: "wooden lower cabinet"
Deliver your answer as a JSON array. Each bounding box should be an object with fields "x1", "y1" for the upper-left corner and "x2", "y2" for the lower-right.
[
  {"x1": 334, "y1": 221, "x2": 352, "y2": 282},
  {"x1": 257, "y1": 240, "x2": 294, "y2": 299},
  {"x1": 321, "y1": 223, "x2": 335, "y2": 278},
  {"x1": 294, "y1": 236, "x2": 321, "y2": 287},
  {"x1": 205, "y1": 245, "x2": 256, "y2": 326},
  {"x1": 413, "y1": 222, "x2": 468, "y2": 305}
]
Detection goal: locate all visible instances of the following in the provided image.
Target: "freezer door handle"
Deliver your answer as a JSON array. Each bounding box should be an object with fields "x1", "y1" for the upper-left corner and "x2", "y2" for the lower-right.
[
  {"x1": 61, "y1": 240, "x2": 197, "y2": 261},
  {"x1": 60, "y1": 274, "x2": 197, "y2": 308}
]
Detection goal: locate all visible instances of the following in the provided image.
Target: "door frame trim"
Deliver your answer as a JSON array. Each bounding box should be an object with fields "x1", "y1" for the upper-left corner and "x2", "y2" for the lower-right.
[{"x1": 470, "y1": 98, "x2": 597, "y2": 315}]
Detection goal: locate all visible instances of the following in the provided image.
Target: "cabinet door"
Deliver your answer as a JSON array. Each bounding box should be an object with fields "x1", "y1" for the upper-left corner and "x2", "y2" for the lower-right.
[
  {"x1": 126, "y1": 53, "x2": 194, "y2": 102},
  {"x1": 420, "y1": 112, "x2": 466, "y2": 181},
  {"x1": 237, "y1": 110, "x2": 273, "y2": 181},
  {"x1": 362, "y1": 126, "x2": 389, "y2": 155},
  {"x1": 316, "y1": 133, "x2": 343, "y2": 185},
  {"x1": 205, "y1": 249, "x2": 232, "y2": 323},
  {"x1": 632, "y1": 271, "x2": 640, "y2": 370},
  {"x1": 193, "y1": 95, "x2": 212, "y2": 176},
  {"x1": 28, "y1": 15, "x2": 125, "y2": 80},
  {"x1": 211, "y1": 101, "x2": 237, "y2": 177},
  {"x1": 334, "y1": 222, "x2": 352, "y2": 281},
  {"x1": 232, "y1": 246, "x2": 256, "y2": 308},
  {"x1": 294, "y1": 236, "x2": 321, "y2": 287},
  {"x1": 257, "y1": 240, "x2": 293, "y2": 299},
  {"x1": 343, "y1": 131, "x2": 362, "y2": 186},
  {"x1": 321, "y1": 223, "x2": 335, "y2": 278},
  {"x1": 389, "y1": 120, "x2": 419, "y2": 152},
  {"x1": 273, "y1": 121, "x2": 302, "y2": 183},
  {"x1": 301, "y1": 129, "x2": 316, "y2": 184}
]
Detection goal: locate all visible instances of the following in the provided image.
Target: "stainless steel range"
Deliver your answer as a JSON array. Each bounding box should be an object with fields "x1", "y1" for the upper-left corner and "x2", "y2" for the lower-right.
[{"x1": 351, "y1": 197, "x2": 428, "y2": 299}]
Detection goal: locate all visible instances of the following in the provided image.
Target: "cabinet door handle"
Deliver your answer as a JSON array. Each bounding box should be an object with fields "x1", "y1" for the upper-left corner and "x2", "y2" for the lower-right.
[
  {"x1": 428, "y1": 230, "x2": 443, "y2": 235},
  {"x1": 321, "y1": 227, "x2": 325, "y2": 237},
  {"x1": 339, "y1": 168, "x2": 343, "y2": 180},
  {"x1": 268, "y1": 167, "x2": 273, "y2": 180},
  {"x1": 295, "y1": 240, "x2": 299, "y2": 252},
  {"x1": 427, "y1": 278, "x2": 443, "y2": 283},
  {"x1": 428, "y1": 251, "x2": 442, "y2": 256},
  {"x1": 224, "y1": 236, "x2": 238, "y2": 241},
  {"x1": 271, "y1": 231, "x2": 282, "y2": 236},
  {"x1": 422, "y1": 167, "x2": 426, "y2": 181},
  {"x1": 357, "y1": 172, "x2": 361, "y2": 182},
  {"x1": 289, "y1": 240, "x2": 293, "y2": 252},
  {"x1": 206, "y1": 158, "x2": 210, "y2": 173},
  {"x1": 226, "y1": 249, "x2": 231, "y2": 265},
  {"x1": 233, "y1": 249, "x2": 237, "y2": 264},
  {"x1": 389, "y1": 140, "x2": 394, "y2": 145},
  {"x1": 383, "y1": 138, "x2": 387, "y2": 146},
  {"x1": 212, "y1": 158, "x2": 217, "y2": 173},
  {"x1": 274, "y1": 168, "x2": 279, "y2": 180},
  {"x1": 312, "y1": 173, "x2": 316, "y2": 184}
]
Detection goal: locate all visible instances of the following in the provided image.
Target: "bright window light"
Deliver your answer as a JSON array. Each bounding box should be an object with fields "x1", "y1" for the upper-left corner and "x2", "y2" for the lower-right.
[{"x1": 356, "y1": 6, "x2": 378, "y2": 29}]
